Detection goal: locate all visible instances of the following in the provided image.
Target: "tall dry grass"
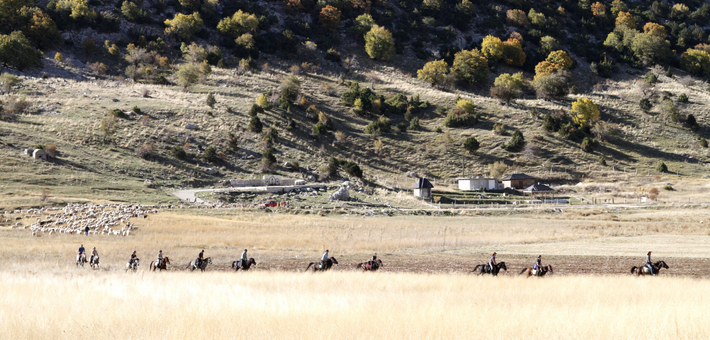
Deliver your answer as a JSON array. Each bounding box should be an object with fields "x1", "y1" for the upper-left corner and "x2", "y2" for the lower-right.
[{"x1": 0, "y1": 270, "x2": 707, "y2": 339}]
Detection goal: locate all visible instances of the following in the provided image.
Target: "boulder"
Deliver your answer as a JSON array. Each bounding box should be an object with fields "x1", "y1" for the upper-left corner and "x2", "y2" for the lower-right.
[
  {"x1": 329, "y1": 186, "x2": 350, "y2": 201},
  {"x1": 186, "y1": 124, "x2": 198, "y2": 130},
  {"x1": 204, "y1": 168, "x2": 218, "y2": 175}
]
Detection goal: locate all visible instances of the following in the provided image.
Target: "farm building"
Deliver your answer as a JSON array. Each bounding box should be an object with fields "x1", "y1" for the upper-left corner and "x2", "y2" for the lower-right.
[
  {"x1": 457, "y1": 177, "x2": 499, "y2": 191},
  {"x1": 412, "y1": 178, "x2": 434, "y2": 198},
  {"x1": 501, "y1": 174, "x2": 536, "y2": 189},
  {"x1": 523, "y1": 183, "x2": 555, "y2": 199}
]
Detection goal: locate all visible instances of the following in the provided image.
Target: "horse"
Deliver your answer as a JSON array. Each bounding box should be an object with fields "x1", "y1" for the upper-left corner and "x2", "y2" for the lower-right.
[
  {"x1": 150, "y1": 257, "x2": 171, "y2": 272},
  {"x1": 472, "y1": 262, "x2": 507, "y2": 276},
  {"x1": 356, "y1": 259, "x2": 382, "y2": 271},
  {"x1": 125, "y1": 258, "x2": 140, "y2": 272},
  {"x1": 89, "y1": 255, "x2": 100, "y2": 270},
  {"x1": 187, "y1": 257, "x2": 212, "y2": 272},
  {"x1": 519, "y1": 265, "x2": 554, "y2": 277},
  {"x1": 305, "y1": 257, "x2": 338, "y2": 272},
  {"x1": 76, "y1": 253, "x2": 87, "y2": 267},
  {"x1": 231, "y1": 258, "x2": 257, "y2": 271},
  {"x1": 631, "y1": 260, "x2": 669, "y2": 276}
]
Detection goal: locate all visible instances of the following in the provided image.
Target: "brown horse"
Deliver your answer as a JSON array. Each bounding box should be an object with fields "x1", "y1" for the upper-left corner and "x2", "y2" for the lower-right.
[
  {"x1": 631, "y1": 260, "x2": 669, "y2": 276},
  {"x1": 356, "y1": 259, "x2": 382, "y2": 271},
  {"x1": 305, "y1": 257, "x2": 338, "y2": 272},
  {"x1": 150, "y1": 257, "x2": 171, "y2": 272},
  {"x1": 232, "y1": 258, "x2": 257, "y2": 271},
  {"x1": 519, "y1": 265, "x2": 553, "y2": 277}
]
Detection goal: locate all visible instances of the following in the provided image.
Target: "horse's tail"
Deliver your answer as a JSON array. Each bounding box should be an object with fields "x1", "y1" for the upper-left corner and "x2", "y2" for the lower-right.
[
  {"x1": 356, "y1": 263, "x2": 363, "y2": 269},
  {"x1": 471, "y1": 264, "x2": 483, "y2": 273},
  {"x1": 232, "y1": 261, "x2": 236, "y2": 269},
  {"x1": 519, "y1": 268, "x2": 528, "y2": 275},
  {"x1": 630, "y1": 266, "x2": 637, "y2": 274},
  {"x1": 149, "y1": 261, "x2": 154, "y2": 271},
  {"x1": 305, "y1": 262, "x2": 314, "y2": 272},
  {"x1": 186, "y1": 263, "x2": 193, "y2": 270}
]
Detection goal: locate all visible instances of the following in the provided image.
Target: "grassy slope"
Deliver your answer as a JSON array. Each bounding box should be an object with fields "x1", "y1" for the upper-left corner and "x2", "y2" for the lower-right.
[{"x1": 0, "y1": 50, "x2": 709, "y2": 210}]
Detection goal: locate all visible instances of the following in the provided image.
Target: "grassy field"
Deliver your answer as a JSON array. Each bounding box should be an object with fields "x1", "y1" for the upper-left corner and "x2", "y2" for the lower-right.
[{"x1": 1, "y1": 270, "x2": 707, "y2": 339}]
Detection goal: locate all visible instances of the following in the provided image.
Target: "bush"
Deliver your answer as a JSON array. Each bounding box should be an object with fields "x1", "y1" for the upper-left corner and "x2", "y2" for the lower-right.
[
  {"x1": 444, "y1": 110, "x2": 477, "y2": 128},
  {"x1": 202, "y1": 146, "x2": 218, "y2": 162},
  {"x1": 341, "y1": 82, "x2": 380, "y2": 114},
  {"x1": 248, "y1": 116, "x2": 263, "y2": 133},
  {"x1": 325, "y1": 48, "x2": 341, "y2": 63},
  {"x1": 164, "y1": 12, "x2": 203, "y2": 40},
  {"x1": 660, "y1": 99, "x2": 680, "y2": 123},
  {"x1": 135, "y1": 143, "x2": 155, "y2": 159},
  {"x1": 217, "y1": 10, "x2": 259, "y2": 38},
  {"x1": 0, "y1": 73, "x2": 21, "y2": 93},
  {"x1": 0, "y1": 31, "x2": 43, "y2": 70},
  {"x1": 417, "y1": 59, "x2": 448, "y2": 86},
  {"x1": 599, "y1": 157, "x2": 607, "y2": 166},
  {"x1": 451, "y1": 49, "x2": 488, "y2": 86},
  {"x1": 342, "y1": 161, "x2": 363, "y2": 178},
  {"x1": 581, "y1": 137, "x2": 596, "y2": 152},
  {"x1": 656, "y1": 162, "x2": 668, "y2": 173},
  {"x1": 364, "y1": 116, "x2": 391, "y2": 134},
  {"x1": 639, "y1": 98, "x2": 652, "y2": 112},
  {"x1": 364, "y1": 25, "x2": 395, "y2": 61},
  {"x1": 456, "y1": 99, "x2": 475, "y2": 114},
  {"x1": 396, "y1": 122, "x2": 407, "y2": 133},
  {"x1": 663, "y1": 185, "x2": 674, "y2": 191},
  {"x1": 590, "y1": 55, "x2": 618, "y2": 78},
  {"x1": 409, "y1": 117, "x2": 421, "y2": 131},
  {"x1": 206, "y1": 93, "x2": 216, "y2": 108},
  {"x1": 463, "y1": 136, "x2": 479, "y2": 154},
  {"x1": 699, "y1": 137, "x2": 708, "y2": 148},
  {"x1": 326, "y1": 156, "x2": 339, "y2": 178},
  {"x1": 492, "y1": 72, "x2": 525, "y2": 104},
  {"x1": 643, "y1": 72, "x2": 658, "y2": 84},
  {"x1": 261, "y1": 148, "x2": 277, "y2": 172},
  {"x1": 171, "y1": 145, "x2": 187, "y2": 159},
  {"x1": 256, "y1": 94, "x2": 270, "y2": 109},
  {"x1": 248, "y1": 103, "x2": 262, "y2": 117},
  {"x1": 279, "y1": 74, "x2": 300, "y2": 107},
  {"x1": 493, "y1": 123, "x2": 505, "y2": 135},
  {"x1": 571, "y1": 98, "x2": 600, "y2": 127},
  {"x1": 504, "y1": 129, "x2": 525, "y2": 152},
  {"x1": 677, "y1": 93, "x2": 689, "y2": 103},
  {"x1": 686, "y1": 114, "x2": 699, "y2": 132},
  {"x1": 488, "y1": 161, "x2": 508, "y2": 178}
]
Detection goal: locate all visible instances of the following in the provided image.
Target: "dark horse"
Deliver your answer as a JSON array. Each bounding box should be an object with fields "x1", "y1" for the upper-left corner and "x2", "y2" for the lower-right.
[
  {"x1": 356, "y1": 259, "x2": 383, "y2": 271},
  {"x1": 187, "y1": 257, "x2": 212, "y2": 272},
  {"x1": 150, "y1": 257, "x2": 171, "y2": 272},
  {"x1": 305, "y1": 257, "x2": 338, "y2": 272},
  {"x1": 472, "y1": 262, "x2": 507, "y2": 276},
  {"x1": 631, "y1": 260, "x2": 669, "y2": 276},
  {"x1": 231, "y1": 258, "x2": 257, "y2": 271},
  {"x1": 519, "y1": 265, "x2": 554, "y2": 277}
]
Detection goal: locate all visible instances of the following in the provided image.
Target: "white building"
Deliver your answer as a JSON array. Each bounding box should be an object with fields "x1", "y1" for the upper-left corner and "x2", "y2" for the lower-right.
[
  {"x1": 412, "y1": 178, "x2": 434, "y2": 198},
  {"x1": 457, "y1": 177, "x2": 499, "y2": 191}
]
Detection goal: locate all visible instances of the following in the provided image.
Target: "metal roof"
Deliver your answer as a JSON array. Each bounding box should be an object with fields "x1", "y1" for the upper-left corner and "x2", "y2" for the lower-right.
[
  {"x1": 412, "y1": 177, "x2": 434, "y2": 189},
  {"x1": 501, "y1": 173, "x2": 536, "y2": 181},
  {"x1": 523, "y1": 184, "x2": 554, "y2": 192}
]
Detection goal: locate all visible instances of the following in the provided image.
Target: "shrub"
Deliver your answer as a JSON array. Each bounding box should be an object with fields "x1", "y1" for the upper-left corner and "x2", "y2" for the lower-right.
[
  {"x1": 326, "y1": 156, "x2": 339, "y2": 178},
  {"x1": 581, "y1": 137, "x2": 596, "y2": 152},
  {"x1": 663, "y1": 185, "x2": 673, "y2": 191},
  {"x1": 0, "y1": 31, "x2": 43, "y2": 70},
  {"x1": 202, "y1": 146, "x2": 218, "y2": 162},
  {"x1": 248, "y1": 116, "x2": 263, "y2": 133},
  {"x1": 435, "y1": 126, "x2": 443, "y2": 133},
  {"x1": 643, "y1": 72, "x2": 658, "y2": 84},
  {"x1": 364, "y1": 115, "x2": 391, "y2": 134},
  {"x1": 533, "y1": 72, "x2": 569, "y2": 100},
  {"x1": 175, "y1": 62, "x2": 202, "y2": 90},
  {"x1": 639, "y1": 98, "x2": 652, "y2": 112},
  {"x1": 677, "y1": 93, "x2": 689, "y2": 103},
  {"x1": 686, "y1": 114, "x2": 699, "y2": 132},
  {"x1": 417, "y1": 59, "x2": 448, "y2": 86},
  {"x1": 599, "y1": 157, "x2": 607, "y2": 166},
  {"x1": 342, "y1": 161, "x2": 363, "y2": 178},
  {"x1": 444, "y1": 109, "x2": 477, "y2": 128},
  {"x1": 256, "y1": 94, "x2": 270, "y2": 109},
  {"x1": 481, "y1": 35, "x2": 503, "y2": 62},
  {"x1": 54, "y1": 52, "x2": 64, "y2": 63},
  {"x1": 100, "y1": 114, "x2": 118, "y2": 142},
  {"x1": 493, "y1": 123, "x2": 505, "y2": 135},
  {"x1": 680, "y1": 49, "x2": 710, "y2": 76},
  {"x1": 364, "y1": 25, "x2": 395, "y2": 61},
  {"x1": 279, "y1": 74, "x2": 300, "y2": 107},
  {"x1": 325, "y1": 48, "x2": 341, "y2": 62},
  {"x1": 456, "y1": 99, "x2": 475, "y2": 114},
  {"x1": 121, "y1": 1, "x2": 148, "y2": 23},
  {"x1": 451, "y1": 49, "x2": 488, "y2": 86},
  {"x1": 248, "y1": 103, "x2": 263, "y2": 117},
  {"x1": 492, "y1": 72, "x2": 525, "y2": 103},
  {"x1": 488, "y1": 161, "x2": 507, "y2": 178},
  {"x1": 504, "y1": 129, "x2": 525, "y2": 152},
  {"x1": 44, "y1": 144, "x2": 59, "y2": 158},
  {"x1": 656, "y1": 162, "x2": 667, "y2": 173},
  {"x1": 217, "y1": 10, "x2": 259, "y2": 38},
  {"x1": 463, "y1": 136, "x2": 480, "y2": 154},
  {"x1": 409, "y1": 117, "x2": 421, "y2": 131},
  {"x1": 571, "y1": 98, "x2": 600, "y2": 127},
  {"x1": 171, "y1": 145, "x2": 187, "y2": 159},
  {"x1": 319, "y1": 5, "x2": 341, "y2": 31},
  {"x1": 590, "y1": 55, "x2": 618, "y2": 78},
  {"x1": 164, "y1": 12, "x2": 203, "y2": 40},
  {"x1": 699, "y1": 137, "x2": 708, "y2": 148},
  {"x1": 135, "y1": 143, "x2": 155, "y2": 159},
  {"x1": 0, "y1": 73, "x2": 21, "y2": 93},
  {"x1": 341, "y1": 82, "x2": 380, "y2": 114},
  {"x1": 660, "y1": 99, "x2": 680, "y2": 123},
  {"x1": 501, "y1": 38, "x2": 526, "y2": 67}
]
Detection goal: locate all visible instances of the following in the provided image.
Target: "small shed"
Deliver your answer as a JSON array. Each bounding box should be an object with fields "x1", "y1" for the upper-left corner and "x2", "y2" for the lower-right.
[
  {"x1": 458, "y1": 176, "x2": 498, "y2": 191},
  {"x1": 501, "y1": 173, "x2": 536, "y2": 189},
  {"x1": 32, "y1": 149, "x2": 47, "y2": 160},
  {"x1": 523, "y1": 183, "x2": 555, "y2": 199},
  {"x1": 412, "y1": 177, "x2": 434, "y2": 198}
]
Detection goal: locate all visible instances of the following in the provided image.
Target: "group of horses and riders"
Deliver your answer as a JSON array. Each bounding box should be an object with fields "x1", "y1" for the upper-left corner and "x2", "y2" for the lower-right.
[
  {"x1": 76, "y1": 245, "x2": 667, "y2": 276},
  {"x1": 75, "y1": 244, "x2": 100, "y2": 269}
]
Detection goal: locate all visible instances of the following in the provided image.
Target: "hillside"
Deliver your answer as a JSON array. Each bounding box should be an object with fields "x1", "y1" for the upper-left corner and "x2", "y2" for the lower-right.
[{"x1": 0, "y1": 0, "x2": 709, "y2": 209}]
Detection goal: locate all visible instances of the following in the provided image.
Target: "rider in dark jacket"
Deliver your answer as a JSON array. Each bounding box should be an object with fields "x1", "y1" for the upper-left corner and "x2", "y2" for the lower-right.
[
  {"x1": 129, "y1": 250, "x2": 138, "y2": 265},
  {"x1": 197, "y1": 250, "x2": 204, "y2": 267}
]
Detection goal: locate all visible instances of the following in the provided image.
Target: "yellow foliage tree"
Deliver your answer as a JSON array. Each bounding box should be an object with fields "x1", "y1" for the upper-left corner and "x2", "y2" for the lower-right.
[
  {"x1": 591, "y1": 2, "x2": 606, "y2": 16},
  {"x1": 319, "y1": 5, "x2": 341, "y2": 31},
  {"x1": 165, "y1": 12, "x2": 204, "y2": 40},
  {"x1": 501, "y1": 38, "x2": 526, "y2": 67},
  {"x1": 643, "y1": 22, "x2": 666, "y2": 38},
  {"x1": 546, "y1": 50, "x2": 573, "y2": 70},
  {"x1": 571, "y1": 98, "x2": 600, "y2": 127},
  {"x1": 364, "y1": 25, "x2": 395, "y2": 61},
  {"x1": 417, "y1": 59, "x2": 449, "y2": 85},
  {"x1": 481, "y1": 35, "x2": 503, "y2": 62},
  {"x1": 217, "y1": 10, "x2": 259, "y2": 38},
  {"x1": 680, "y1": 48, "x2": 710, "y2": 76},
  {"x1": 615, "y1": 11, "x2": 635, "y2": 29}
]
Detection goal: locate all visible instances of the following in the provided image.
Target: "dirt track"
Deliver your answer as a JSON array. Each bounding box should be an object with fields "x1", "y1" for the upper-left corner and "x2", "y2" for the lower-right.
[{"x1": 199, "y1": 254, "x2": 710, "y2": 278}]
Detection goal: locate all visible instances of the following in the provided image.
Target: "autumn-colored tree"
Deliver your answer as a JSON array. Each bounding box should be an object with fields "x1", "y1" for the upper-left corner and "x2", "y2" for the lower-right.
[
  {"x1": 217, "y1": 10, "x2": 259, "y2": 38},
  {"x1": 546, "y1": 50, "x2": 573, "y2": 70},
  {"x1": 528, "y1": 9, "x2": 546, "y2": 26},
  {"x1": 643, "y1": 22, "x2": 666, "y2": 38},
  {"x1": 680, "y1": 48, "x2": 710, "y2": 76},
  {"x1": 610, "y1": 0, "x2": 627, "y2": 17},
  {"x1": 319, "y1": 5, "x2": 341, "y2": 31},
  {"x1": 481, "y1": 35, "x2": 503, "y2": 62},
  {"x1": 491, "y1": 72, "x2": 525, "y2": 103},
  {"x1": 364, "y1": 25, "x2": 395, "y2": 61},
  {"x1": 501, "y1": 38, "x2": 526, "y2": 67},
  {"x1": 615, "y1": 11, "x2": 635, "y2": 29},
  {"x1": 591, "y1": 2, "x2": 606, "y2": 16},
  {"x1": 451, "y1": 49, "x2": 488, "y2": 86},
  {"x1": 417, "y1": 59, "x2": 448, "y2": 85},
  {"x1": 23, "y1": 10, "x2": 61, "y2": 48},
  {"x1": 506, "y1": 9, "x2": 529, "y2": 27},
  {"x1": 57, "y1": 0, "x2": 96, "y2": 20},
  {"x1": 165, "y1": 12, "x2": 203, "y2": 40},
  {"x1": 571, "y1": 98, "x2": 600, "y2": 127}
]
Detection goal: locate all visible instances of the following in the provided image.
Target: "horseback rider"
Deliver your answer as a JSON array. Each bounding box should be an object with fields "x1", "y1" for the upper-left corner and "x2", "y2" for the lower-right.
[
  {"x1": 90, "y1": 247, "x2": 99, "y2": 263},
  {"x1": 197, "y1": 250, "x2": 204, "y2": 267},
  {"x1": 489, "y1": 252, "x2": 497, "y2": 273},
  {"x1": 240, "y1": 249, "x2": 248, "y2": 268},
  {"x1": 78, "y1": 244, "x2": 85, "y2": 262},
  {"x1": 320, "y1": 249, "x2": 329, "y2": 269},
  {"x1": 129, "y1": 250, "x2": 138, "y2": 265},
  {"x1": 645, "y1": 251, "x2": 654, "y2": 276},
  {"x1": 533, "y1": 255, "x2": 542, "y2": 274},
  {"x1": 157, "y1": 250, "x2": 163, "y2": 266},
  {"x1": 368, "y1": 252, "x2": 377, "y2": 268}
]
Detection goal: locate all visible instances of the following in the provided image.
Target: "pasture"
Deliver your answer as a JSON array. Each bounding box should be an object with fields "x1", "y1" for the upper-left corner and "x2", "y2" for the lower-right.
[{"x1": 1, "y1": 207, "x2": 709, "y2": 339}]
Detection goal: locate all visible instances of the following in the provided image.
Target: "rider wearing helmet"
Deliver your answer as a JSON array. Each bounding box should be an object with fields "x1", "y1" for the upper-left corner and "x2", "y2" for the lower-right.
[
  {"x1": 129, "y1": 250, "x2": 138, "y2": 265},
  {"x1": 368, "y1": 252, "x2": 378, "y2": 268},
  {"x1": 320, "y1": 249, "x2": 329, "y2": 269},
  {"x1": 645, "y1": 251, "x2": 654, "y2": 275},
  {"x1": 489, "y1": 252, "x2": 497, "y2": 273},
  {"x1": 533, "y1": 255, "x2": 542, "y2": 273},
  {"x1": 77, "y1": 244, "x2": 86, "y2": 263}
]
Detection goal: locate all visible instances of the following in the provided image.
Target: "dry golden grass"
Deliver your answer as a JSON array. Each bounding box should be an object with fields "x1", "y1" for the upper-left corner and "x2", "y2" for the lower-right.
[{"x1": 1, "y1": 270, "x2": 707, "y2": 339}]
